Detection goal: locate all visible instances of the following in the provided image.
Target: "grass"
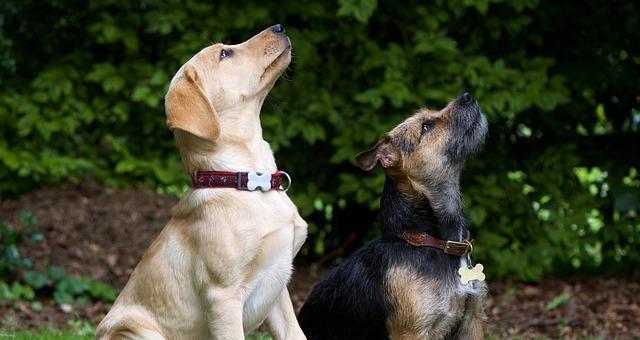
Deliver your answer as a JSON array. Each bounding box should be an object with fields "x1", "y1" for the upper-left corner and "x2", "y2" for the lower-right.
[
  {"x1": 0, "y1": 328, "x2": 614, "y2": 340},
  {"x1": 0, "y1": 319, "x2": 94, "y2": 340},
  {"x1": 0, "y1": 329, "x2": 92, "y2": 340},
  {"x1": 0, "y1": 326, "x2": 272, "y2": 340},
  {"x1": 246, "y1": 332, "x2": 273, "y2": 340}
]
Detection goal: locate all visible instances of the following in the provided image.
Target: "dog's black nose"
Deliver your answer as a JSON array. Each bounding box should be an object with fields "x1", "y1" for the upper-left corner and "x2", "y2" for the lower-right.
[
  {"x1": 461, "y1": 92, "x2": 474, "y2": 105},
  {"x1": 272, "y1": 24, "x2": 285, "y2": 33}
]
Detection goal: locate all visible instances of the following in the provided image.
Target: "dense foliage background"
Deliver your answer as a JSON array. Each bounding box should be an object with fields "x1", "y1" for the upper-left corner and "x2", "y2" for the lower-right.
[{"x1": 1, "y1": 0, "x2": 638, "y2": 281}]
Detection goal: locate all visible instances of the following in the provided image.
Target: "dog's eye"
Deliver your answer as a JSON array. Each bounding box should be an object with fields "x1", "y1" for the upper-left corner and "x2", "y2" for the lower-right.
[
  {"x1": 220, "y1": 49, "x2": 233, "y2": 60},
  {"x1": 421, "y1": 121, "x2": 434, "y2": 134}
]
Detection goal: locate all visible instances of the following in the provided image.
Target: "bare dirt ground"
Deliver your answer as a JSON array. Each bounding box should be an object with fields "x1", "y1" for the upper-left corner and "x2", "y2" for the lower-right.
[{"x1": 1, "y1": 183, "x2": 638, "y2": 338}]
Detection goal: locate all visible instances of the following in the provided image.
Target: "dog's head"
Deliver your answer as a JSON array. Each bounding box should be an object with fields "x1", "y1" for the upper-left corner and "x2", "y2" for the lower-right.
[
  {"x1": 356, "y1": 93, "x2": 488, "y2": 189},
  {"x1": 165, "y1": 24, "x2": 291, "y2": 142}
]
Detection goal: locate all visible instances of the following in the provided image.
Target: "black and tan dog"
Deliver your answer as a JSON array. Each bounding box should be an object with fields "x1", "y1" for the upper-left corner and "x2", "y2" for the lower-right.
[{"x1": 298, "y1": 93, "x2": 488, "y2": 339}]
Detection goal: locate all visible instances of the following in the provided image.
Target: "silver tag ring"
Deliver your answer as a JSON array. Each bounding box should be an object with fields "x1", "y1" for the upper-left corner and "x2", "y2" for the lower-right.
[{"x1": 280, "y1": 171, "x2": 292, "y2": 192}]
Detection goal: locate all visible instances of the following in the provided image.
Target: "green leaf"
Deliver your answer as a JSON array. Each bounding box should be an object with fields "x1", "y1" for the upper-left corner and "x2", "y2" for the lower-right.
[
  {"x1": 103, "y1": 76, "x2": 126, "y2": 93},
  {"x1": 23, "y1": 271, "x2": 48, "y2": 289},
  {"x1": 47, "y1": 266, "x2": 66, "y2": 282},
  {"x1": 11, "y1": 282, "x2": 34, "y2": 300},
  {"x1": 545, "y1": 293, "x2": 571, "y2": 310},
  {"x1": 0, "y1": 281, "x2": 13, "y2": 300},
  {"x1": 84, "y1": 279, "x2": 117, "y2": 302},
  {"x1": 337, "y1": 0, "x2": 378, "y2": 23},
  {"x1": 53, "y1": 290, "x2": 74, "y2": 305},
  {"x1": 131, "y1": 85, "x2": 152, "y2": 102},
  {"x1": 30, "y1": 301, "x2": 43, "y2": 312}
]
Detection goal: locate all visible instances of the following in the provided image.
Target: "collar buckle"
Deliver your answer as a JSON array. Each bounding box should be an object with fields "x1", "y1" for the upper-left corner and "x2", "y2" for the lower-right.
[
  {"x1": 444, "y1": 240, "x2": 473, "y2": 256},
  {"x1": 236, "y1": 172, "x2": 245, "y2": 190}
]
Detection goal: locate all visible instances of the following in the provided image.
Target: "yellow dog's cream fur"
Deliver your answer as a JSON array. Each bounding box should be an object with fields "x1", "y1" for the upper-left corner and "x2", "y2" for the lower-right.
[{"x1": 96, "y1": 26, "x2": 308, "y2": 340}]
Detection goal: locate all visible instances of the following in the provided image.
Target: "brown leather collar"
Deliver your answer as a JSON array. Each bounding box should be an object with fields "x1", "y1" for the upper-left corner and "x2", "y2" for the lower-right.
[
  {"x1": 401, "y1": 229, "x2": 472, "y2": 257},
  {"x1": 192, "y1": 170, "x2": 291, "y2": 191}
]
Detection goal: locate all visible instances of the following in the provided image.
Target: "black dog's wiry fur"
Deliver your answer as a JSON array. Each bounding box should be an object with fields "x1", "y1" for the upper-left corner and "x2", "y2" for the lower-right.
[{"x1": 298, "y1": 93, "x2": 489, "y2": 340}]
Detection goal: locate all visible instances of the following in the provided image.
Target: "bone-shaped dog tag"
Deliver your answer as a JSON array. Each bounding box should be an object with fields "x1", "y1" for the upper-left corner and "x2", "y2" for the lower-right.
[
  {"x1": 458, "y1": 263, "x2": 485, "y2": 285},
  {"x1": 247, "y1": 172, "x2": 272, "y2": 191}
]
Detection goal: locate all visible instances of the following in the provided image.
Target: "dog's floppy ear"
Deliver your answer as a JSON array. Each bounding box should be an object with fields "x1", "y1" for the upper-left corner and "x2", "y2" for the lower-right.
[
  {"x1": 355, "y1": 136, "x2": 400, "y2": 171},
  {"x1": 165, "y1": 65, "x2": 220, "y2": 141}
]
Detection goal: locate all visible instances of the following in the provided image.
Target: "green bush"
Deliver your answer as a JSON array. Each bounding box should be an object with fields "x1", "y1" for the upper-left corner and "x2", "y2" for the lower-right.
[
  {"x1": 1, "y1": 0, "x2": 638, "y2": 281},
  {"x1": 0, "y1": 213, "x2": 116, "y2": 306},
  {"x1": 0, "y1": 211, "x2": 42, "y2": 279},
  {"x1": 23, "y1": 266, "x2": 116, "y2": 305}
]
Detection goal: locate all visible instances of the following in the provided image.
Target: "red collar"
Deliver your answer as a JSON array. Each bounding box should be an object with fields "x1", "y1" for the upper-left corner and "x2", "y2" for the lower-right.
[
  {"x1": 192, "y1": 170, "x2": 291, "y2": 192},
  {"x1": 401, "y1": 229, "x2": 472, "y2": 257}
]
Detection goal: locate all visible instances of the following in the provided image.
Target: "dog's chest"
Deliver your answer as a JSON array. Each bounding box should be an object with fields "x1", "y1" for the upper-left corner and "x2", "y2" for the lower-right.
[
  {"x1": 240, "y1": 195, "x2": 299, "y2": 331},
  {"x1": 415, "y1": 282, "x2": 485, "y2": 338},
  {"x1": 431, "y1": 272, "x2": 487, "y2": 336},
  {"x1": 385, "y1": 262, "x2": 486, "y2": 339},
  {"x1": 241, "y1": 228, "x2": 294, "y2": 330},
  {"x1": 439, "y1": 260, "x2": 487, "y2": 320}
]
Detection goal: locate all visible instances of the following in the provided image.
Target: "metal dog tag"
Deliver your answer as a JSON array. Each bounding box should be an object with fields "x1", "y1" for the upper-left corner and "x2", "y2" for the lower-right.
[
  {"x1": 458, "y1": 263, "x2": 485, "y2": 285},
  {"x1": 247, "y1": 171, "x2": 272, "y2": 191}
]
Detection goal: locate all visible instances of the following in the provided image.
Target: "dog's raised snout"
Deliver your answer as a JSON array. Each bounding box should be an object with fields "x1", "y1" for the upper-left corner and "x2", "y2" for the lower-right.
[
  {"x1": 271, "y1": 24, "x2": 285, "y2": 33},
  {"x1": 459, "y1": 92, "x2": 475, "y2": 105}
]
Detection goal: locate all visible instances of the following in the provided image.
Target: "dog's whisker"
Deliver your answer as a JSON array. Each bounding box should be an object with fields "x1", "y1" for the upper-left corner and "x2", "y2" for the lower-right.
[
  {"x1": 281, "y1": 70, "x2": 293, "y2": 82},
  {"x1": 266, "y1": 94, "x2": 286, "y2": 109}
]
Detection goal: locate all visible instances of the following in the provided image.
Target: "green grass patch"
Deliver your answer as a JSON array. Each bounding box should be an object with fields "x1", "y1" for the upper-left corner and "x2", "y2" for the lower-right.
[
  {"x1": 0, "y1": 326, "x2": 272, "y2": 340},
  {"x1": 0, "y1": 319, "x2": 94, "y2": 340},
  {"x1": 246, "y1": 332, "x2": 272, "y2": 340},
  {"x1": 0, "y1": 329, "x2": 92, "y2": 340}
]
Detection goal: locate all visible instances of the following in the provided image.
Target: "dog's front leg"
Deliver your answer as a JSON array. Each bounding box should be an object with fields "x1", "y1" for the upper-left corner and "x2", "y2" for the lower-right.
[
  {"x1": 455, "y1": 315, "x2": 484, "y2": 340},
  {"x1": 206, "y1": 286, "x2": 245, "y2": 340},
  {"x1": 265, "y1": 288, "x2": 306, "y2": 340},
  {"x1": 292, "y1": 214, "x2": 308, "y2": 256},
  {"x1": 455, "y1": 293, "x2": 487, "y2": 340}
]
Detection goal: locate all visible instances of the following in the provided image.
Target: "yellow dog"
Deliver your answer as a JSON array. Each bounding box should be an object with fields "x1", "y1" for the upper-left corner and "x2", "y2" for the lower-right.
[{"x1": 97, "y1": 24, "x2": 307, "y2": 340}]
